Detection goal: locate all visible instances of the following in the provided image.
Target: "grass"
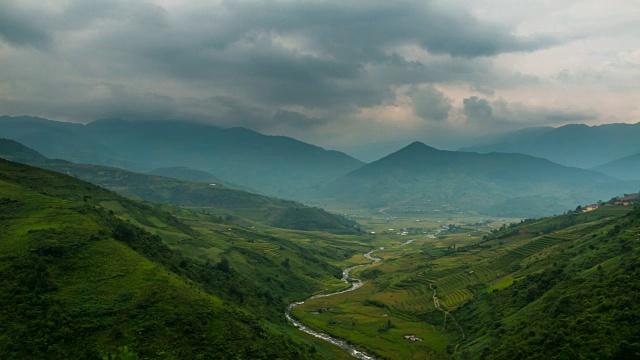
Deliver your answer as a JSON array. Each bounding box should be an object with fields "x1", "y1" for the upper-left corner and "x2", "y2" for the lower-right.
[{"x1": 487, "y1": 277, "x2": 514, "y2": 293}]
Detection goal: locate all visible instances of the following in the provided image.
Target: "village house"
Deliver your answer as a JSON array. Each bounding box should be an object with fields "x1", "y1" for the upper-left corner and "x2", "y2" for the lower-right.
[
  {"x1": 583, "y1": 205, "x2": 600, "y2": 212},
  {"x1": 403, "y1": 335, "x2": 423, "y2": 342}
]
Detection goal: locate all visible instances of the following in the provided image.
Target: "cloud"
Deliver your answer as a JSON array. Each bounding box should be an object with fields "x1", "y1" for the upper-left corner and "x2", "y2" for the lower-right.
[
  {"x1": 272, "y1": 110, "x2": 328, "y2": 129},
  {"x1": 0, "y1": 3, "x2": 51, "y2": 49},
  {"x1": 463, "y1": 97, "x2": 495, "y2": 123},
  {"x1": 470, "y1": 85, "x2": 495, "y2": 97},
  {"x1": 463, "y1": 96, "x2": 599, "y2": 127},
  {"x1": 412, "y1": 86, "x2": 453, "y2": 121}
]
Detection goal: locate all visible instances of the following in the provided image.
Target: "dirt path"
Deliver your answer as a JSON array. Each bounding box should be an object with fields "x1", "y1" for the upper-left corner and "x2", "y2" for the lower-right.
[{"x1": 428, "y1": 282, "x2": 466, "y2": 350}]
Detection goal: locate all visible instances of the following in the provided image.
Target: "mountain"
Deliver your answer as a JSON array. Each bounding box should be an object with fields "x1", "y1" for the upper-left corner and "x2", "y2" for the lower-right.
[
  {"x1": 460, "y1": 122, "x2": 640, "y2": 168},
  {"x1": 0, "y1": 138, "x2": 48, "y2": 163},
  {"x1": 0, "y1": 116, "x2": 365, "y2": 199},
  {"x1": 0, "y1": 139, "x2": 359, "y2": 233},
  {"x1": 1, "y1": 158, "x2": 364, "y2": 359},
  {"x1": 592, "y1": 152, "x2": 640, "y2": 180},
  {"x1": 321, "y1": 141, "x2": 639, "y2": 217},
  {"x1": 148, "y1": 166, "x2": 223, "y2": 183},
  {"x1": 0, "y1": 115, "x2": 134, "y2": 169}
]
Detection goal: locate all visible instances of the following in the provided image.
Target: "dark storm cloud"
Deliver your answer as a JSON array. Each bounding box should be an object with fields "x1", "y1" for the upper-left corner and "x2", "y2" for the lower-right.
[
  {"x1": 68, "y1": 0, "x2": 558, "y2": 110},
  {"x1": 412, "y1": 86, "x2": 453, "y2": 121},
  {"x1": 0, "y1": 0, "x2": 565, "y2": 133},
  {"x1": 463, "y1": 97, "x2": 495, "y2": 123},
  {"x1": 219, "y1": 1, "x2": 557, "y2": 58},
  {"x1": 0, "y1": 4, "x2": 51, "y2": 49},
  {"x1": 463, "y1": 96, "x2": 598, "y2": 126}
]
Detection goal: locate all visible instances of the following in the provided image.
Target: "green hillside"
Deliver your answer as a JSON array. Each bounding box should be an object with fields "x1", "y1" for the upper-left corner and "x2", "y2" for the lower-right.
[
  {"x1": 454, "y1": 204, "x2": 640, "y2": 359},
  {"x1": 43, "y1": 161, "x2": 360, "y2": 234},
  {"x1": 0, "y1": 139, "x2": 359, "y2": 234},
  {"x1": 0, "y1": 158, "x2": 371, "y2": 359},
  {"x1": 321, "y1": 141, "x2": 639, "y2": 217}
]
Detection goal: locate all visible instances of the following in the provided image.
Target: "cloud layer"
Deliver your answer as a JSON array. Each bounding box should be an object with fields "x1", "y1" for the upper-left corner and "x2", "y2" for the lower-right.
[{"x1": 0, "y1": 0, "x2": 638, "y2": 159}]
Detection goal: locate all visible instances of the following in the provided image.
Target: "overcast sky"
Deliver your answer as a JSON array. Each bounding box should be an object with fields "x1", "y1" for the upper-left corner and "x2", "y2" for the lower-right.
[{"x1": 1, "y1": 0, "x2": 639, "y2": 160}]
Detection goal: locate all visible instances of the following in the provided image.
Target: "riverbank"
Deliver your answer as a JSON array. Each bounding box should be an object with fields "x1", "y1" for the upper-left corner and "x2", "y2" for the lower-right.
[{"x1": 286, "y1": 249, "x2": 382, "y2": 360}]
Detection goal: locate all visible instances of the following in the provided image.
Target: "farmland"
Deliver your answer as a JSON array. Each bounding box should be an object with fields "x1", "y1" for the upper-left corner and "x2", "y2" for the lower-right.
[{"x1": 290, "y1": 204, "x2": 638, "y2": 359}]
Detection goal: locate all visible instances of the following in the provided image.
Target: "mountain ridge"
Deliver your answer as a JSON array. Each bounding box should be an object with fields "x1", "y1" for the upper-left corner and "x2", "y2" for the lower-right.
[
  {"x1": 0, "y1": 115, "x2": 365, "y2": 199},
  {"x1": 460, "y1": 121, "x2": 640, "y2": 169},
  {"x1": 321, "y1": 141, "x2": 638, "y2": 217}
]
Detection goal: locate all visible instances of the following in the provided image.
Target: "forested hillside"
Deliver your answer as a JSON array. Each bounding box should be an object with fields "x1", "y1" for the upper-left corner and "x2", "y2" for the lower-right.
[
  {"x1": 0, "y1": 158, "x2": 369, "y2": 359},
  {"x1": 455, "y1": 206, "x2": 640, "y2": 359}
]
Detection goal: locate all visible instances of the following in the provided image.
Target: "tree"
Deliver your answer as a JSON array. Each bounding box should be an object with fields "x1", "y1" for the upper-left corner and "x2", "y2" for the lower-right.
[{"x1": 102, "y1": 346, "x2": 138, "y2": 360}]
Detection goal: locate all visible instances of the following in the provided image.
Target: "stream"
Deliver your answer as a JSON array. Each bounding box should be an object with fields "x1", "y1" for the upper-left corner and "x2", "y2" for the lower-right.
[{"x1": 285, "y1": 249, "x2": 383, "y2": 360}]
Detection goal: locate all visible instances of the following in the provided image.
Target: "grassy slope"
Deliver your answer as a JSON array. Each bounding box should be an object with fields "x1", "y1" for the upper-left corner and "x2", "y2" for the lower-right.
[
  {"x1": 0, "y1": 159, "x2": 371, "y2": 359},
  {"x1": 454, "y1": 206, "x2": 640, "y2": 359},
  {"x1": 34, "y1": 160, "x2": 360, "y2": 234}
]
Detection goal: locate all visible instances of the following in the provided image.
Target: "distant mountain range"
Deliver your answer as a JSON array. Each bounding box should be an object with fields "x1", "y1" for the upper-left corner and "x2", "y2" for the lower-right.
[
  {"x1": 321, "y1": 141, "x2": 639, "y2": 217},
  {"x1": 4, "y1": 115, "x2": 640, "y2": 218},
  {"x1": 0, "y1": 115, "x2": 364, "y2": 199},
  {"x1": 460, "y1": 122, "x2": 640, "y2": 170},
  {"x1": 148, "y1": 166, "x2": 223, "y2": 183},
  {"x1": 592, "y1": 152, "x2": 640, "y2": 180},
  {"x1": 0, "y1": 138, "x2": 360, "y2": 233}
]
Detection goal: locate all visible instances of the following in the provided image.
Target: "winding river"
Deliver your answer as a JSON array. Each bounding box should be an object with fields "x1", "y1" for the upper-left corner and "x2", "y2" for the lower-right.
[{"x1": 285, "y1": 249, "x2": 383, "y2": 360}]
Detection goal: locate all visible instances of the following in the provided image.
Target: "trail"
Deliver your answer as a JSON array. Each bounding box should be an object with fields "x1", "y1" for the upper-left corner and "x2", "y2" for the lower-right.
[
  {"x1": 286, "y1": 249, "x2": 382, "y2": 360},
  {"x1": 428, "y1": 282, "x2": 466, "y2": 350}
]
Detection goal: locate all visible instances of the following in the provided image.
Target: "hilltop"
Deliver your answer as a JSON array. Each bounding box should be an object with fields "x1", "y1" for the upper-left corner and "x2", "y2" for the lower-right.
[{"x1": 321, "y1": 141, "x2": 639, "y2": 217}]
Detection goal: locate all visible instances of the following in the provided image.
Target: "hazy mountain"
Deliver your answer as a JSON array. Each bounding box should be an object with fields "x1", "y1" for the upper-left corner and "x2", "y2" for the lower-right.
[
  {"x1": 148, "y1": 166, "x2": 223, "y2": 183},
  {"x1": 592, "y1": 152, "x2": 640, "y2": 180},
  {"x1": 460, "y1": 122, "x2": 640, "y2": 168},
  {"x1": 0, "y1": 116, "x2": 365, "y2": 199},
  {"x1": 0, "y1": 115, "x2": 134, "y2": 169},
  {"x1": 0, "y1": 138, "x2": 358, "y2": 233},
  {"x1": 0, "y1": 138, "x2": 48, "y2": 163},
  {"x1": 322, "y1": 141, "x2": 638, "y2": 217}
]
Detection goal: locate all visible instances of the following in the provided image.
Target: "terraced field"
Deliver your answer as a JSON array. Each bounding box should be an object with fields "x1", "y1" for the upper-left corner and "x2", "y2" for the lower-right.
[{"x1": 244, "y1": 240, "x2": 283, "y2": 258}]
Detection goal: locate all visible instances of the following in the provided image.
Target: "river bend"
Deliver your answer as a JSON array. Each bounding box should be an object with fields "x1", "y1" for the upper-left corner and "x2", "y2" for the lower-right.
[{"x1": 285, "y1": 249, "x2": 382, "y2": 360}]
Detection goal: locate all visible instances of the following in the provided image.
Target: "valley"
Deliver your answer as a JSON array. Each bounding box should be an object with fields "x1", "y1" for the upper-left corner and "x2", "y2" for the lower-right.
[
  {"x1": 288, "y1": 203, "x2": 639, "y2": 359},
  {"x1": 2, "y1": 124, "x2": 640, "y2": 359},
  {"x1": 3, "y1": 2, "x2": 640, "y2": 358}
]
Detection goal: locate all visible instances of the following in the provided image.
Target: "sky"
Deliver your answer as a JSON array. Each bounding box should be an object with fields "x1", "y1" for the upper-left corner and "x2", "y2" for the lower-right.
[{"x1": 0, "y1": 0, "x2": 639, "y2": 161}]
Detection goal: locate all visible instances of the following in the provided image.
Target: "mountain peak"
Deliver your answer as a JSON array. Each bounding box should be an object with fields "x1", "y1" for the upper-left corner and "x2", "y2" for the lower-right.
[{"x1": 403, "y1": 141, "x2": 437, "y2": 151}]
